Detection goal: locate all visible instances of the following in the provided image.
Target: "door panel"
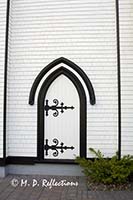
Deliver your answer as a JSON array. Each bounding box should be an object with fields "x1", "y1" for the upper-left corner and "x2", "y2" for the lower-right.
[{"x1": 44, "y1": 75, "x2": 79, "y2": 159}]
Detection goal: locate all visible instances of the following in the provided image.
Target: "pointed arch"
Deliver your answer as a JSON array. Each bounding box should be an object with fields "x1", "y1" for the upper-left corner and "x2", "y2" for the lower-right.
[
  {"x1": 29, "y1": 57, "x2": 96, "y2": 106},
  {"x1": 37, "y1": 67, "x2": 87, "y2": 161}
]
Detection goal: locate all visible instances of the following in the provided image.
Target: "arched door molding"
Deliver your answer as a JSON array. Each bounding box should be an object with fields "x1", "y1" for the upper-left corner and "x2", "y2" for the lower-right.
[{"x1": 29, "y1": 57, "x2": 96, "y2": 106}]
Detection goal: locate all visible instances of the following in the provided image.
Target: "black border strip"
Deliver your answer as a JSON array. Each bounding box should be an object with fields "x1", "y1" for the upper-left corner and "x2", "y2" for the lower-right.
[
  {"x1": 116, "y1": 0, "x2": 121, "y2": 159},
  {"x1": 3, "y1": 0, "x2": 10, "y2": 159},
  {"x1": 6, "y1": 156, "x2": 36, "y2": 165},
  {"x1": 0, "y1": 158, "x2": 5, "y2": 166},
  {"x1": 0, "y1": 157, "x2": 97, "y2": 166}
]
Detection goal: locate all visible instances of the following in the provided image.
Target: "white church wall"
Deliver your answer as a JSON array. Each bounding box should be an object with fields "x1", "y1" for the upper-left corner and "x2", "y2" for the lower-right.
[{"x1": 7, "y1": 0, "x2": 118, "y2": 157}]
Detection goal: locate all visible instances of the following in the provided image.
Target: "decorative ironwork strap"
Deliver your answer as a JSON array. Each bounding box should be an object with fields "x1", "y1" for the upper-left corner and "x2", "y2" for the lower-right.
[
  {"x1": 44, "y1": 138, "x2": 74, "y2": 157},
  {"x1": 44, "y1": 99, "x2": 74, "y2": 117}
]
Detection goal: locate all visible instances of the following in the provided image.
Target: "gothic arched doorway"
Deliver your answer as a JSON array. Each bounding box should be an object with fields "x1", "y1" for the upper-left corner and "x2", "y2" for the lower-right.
[
  {"x1": 38, "y1": 67, "x2": 86, "y2": 162},
  {"x1": 29, "y1": 57, "x2": 96, "y2": 163}
]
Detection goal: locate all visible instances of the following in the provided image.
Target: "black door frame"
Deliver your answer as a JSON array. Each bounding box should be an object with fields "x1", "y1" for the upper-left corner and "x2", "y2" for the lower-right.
[{"x1": 37, "y1": 67, "x2": 87, "y2": 162}]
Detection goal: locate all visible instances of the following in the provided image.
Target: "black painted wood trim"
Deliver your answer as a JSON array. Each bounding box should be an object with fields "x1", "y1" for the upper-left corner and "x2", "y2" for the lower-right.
[
  {"x1": 29, "y1": 57, "x2": 96, "y2": 106},
  {"x1": 0, "y1": 157, "x2": 112, "y2": 166},
  {"x1": 6, "y1": 157, "x2": 36, "y2": 165},
  {"x1": 0, "y1": 158, "x2": 6, "y2": 166},
  {"x1": 35, "y1": 159, "x2": 77, "y2": 164},
  {"x1": 0, "y1": 157, "x2": 77, "y2": 166},
  {"x1": 116, "y1": 0, "x2": 121, "y2": 159},
  {"x1": 3, "y1": 0, "x2": 10, "y2": 159},
  {"x1": 37, "y1": 67, "x2": 87, "y2": 161}
]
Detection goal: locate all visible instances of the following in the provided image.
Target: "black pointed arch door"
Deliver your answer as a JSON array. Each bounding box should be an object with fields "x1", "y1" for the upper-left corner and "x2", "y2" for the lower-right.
[
  {"x1": 38, "y1": 67, "x2": 87, "y2": 162},
  {"x1": 29, "y1": 57, "x2": 96, "y2": 163}
]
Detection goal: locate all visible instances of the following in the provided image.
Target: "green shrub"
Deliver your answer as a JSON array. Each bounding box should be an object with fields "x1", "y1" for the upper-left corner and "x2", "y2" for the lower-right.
[{"x1": 76, "y1": 148, "x2": 133, "y2": 184}]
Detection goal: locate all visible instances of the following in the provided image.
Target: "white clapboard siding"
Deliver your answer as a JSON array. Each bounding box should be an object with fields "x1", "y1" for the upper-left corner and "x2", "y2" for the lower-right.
[
  {"x1": 7, "y1": 0, "x2": 118, "y2": 157},
  {"x1": 119, "y1": 0, "x2": 133, "y2": 156},
  {"x1": 0, "y1": 1, "x2": 7, "y2": 158}
]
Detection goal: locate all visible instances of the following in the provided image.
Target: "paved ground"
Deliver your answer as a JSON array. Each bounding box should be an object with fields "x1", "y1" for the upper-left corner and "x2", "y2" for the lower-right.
[{"x1": 0, "y1": 175, "x2": 133, "y2": 200}]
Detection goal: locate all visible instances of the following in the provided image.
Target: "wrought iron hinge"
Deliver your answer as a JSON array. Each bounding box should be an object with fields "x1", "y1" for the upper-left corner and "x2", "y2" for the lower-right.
[
  {"x1": 44, "y1": 138, "x2": 74, "y2": 157},
  {"x1": 44, "y1": 99, "x2": 74, "y2": 117}
]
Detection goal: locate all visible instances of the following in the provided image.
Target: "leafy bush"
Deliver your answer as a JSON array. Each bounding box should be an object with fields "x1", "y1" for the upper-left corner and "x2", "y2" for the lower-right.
[{"x1": 76, "y1": 148, "x2": 133, "y2": 184}]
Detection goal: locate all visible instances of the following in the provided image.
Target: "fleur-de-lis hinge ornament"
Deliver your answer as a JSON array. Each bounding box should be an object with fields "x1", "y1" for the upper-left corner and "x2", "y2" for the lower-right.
[
  {"x1": 44, "y1": 138, "x2": 74, "y2": 157},
  {"x1": 44, "y1": 99, "x2": 74, "y2": 117}
]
